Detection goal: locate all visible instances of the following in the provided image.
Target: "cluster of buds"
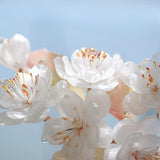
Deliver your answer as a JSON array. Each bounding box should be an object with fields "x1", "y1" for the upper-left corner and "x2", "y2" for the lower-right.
[{"x1": 0, "y1": 34, "x2": 160, "y2": 160}]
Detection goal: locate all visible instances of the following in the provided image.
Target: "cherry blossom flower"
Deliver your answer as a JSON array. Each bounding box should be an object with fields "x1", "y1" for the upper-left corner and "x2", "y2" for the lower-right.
[
  {"x1": 121, "y1": 55, "x2": 160, "y2": 115},
  {"x1": 42, "y1": 89, "x2": 112, "y2": 160},
  {"x1": 116, "y1": 134, "x2": 160, "y2": 160},
  {"x1": 0, "y1": 34, "x2": 31, "y2": 72},
  {"x1": 113, "y1": 116, "x2": 160, "y2": 144},
  {"x1": 0, "y1": 62, "x2": 67, "y2": 125},
  {"x1": 54, "y1": 48, "x2": 118, "y2": 91},
  {"x1": 104, "y1": 116, "x2": 160, "y2": 160}
]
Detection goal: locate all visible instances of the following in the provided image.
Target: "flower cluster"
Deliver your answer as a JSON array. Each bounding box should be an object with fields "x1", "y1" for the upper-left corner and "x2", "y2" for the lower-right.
[{"x1": 0, "y1": 34, "x2": 160, "y2": 160}]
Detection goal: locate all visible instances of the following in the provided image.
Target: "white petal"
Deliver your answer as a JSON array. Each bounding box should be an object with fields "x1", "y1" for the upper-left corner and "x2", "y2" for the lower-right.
[
  {"x1": 137, "y1": 116, "x2": 160, "y2": 136},
  {"x1": 42, "y1": 118, "x2": 73, "y2": 145},
  {"x1": 124, "y1": 92, "x2": 149, "y2": 115},
  {"x1": 24, "y1": 106, "x2": 50, "y2": 123},
  {"x1": 71, "y1": 49, "x2": 84, "y2": 72},
  {"x1": 67, "y1": 77, "x2": 88, "y2": 87},
  {"x1": 0, "y1": 111, "x2": 25, "y2": 126},
  {"x1": 54, "y1": 88, "x2": 85, "y2": 120},
  {"x1": 80, "y1": 70, "x2": 101, "y2": 83},
  {"x1": 51, "y1": 151, "x2": 65, "y2": 160},
  {"x1": 104, "y1": 144, "x2": 121, "y2": 160},
  {"x1": 62, "y1": 133, "x2": 84, "y2": 160},
  {"x1": 100, "y1": 64, "x2": 116, "y2": 81},
  {"x1": 113, "y1": 118, "x2": 136, "y2": 145},
  {"x1": 46, "y1": 80, "x2": 68, "y2": 107},
  {"x1": 0, "y1": 85, "x2": 20, "y2": 109},
  {"x1": 97, "y1": 120, "x2": 113, "y2": 148},
  {"x1": 140, "y1": 94, "x2": 160, "y2": 108},
  {"x1": 84, "y1": 90, "x2": 111, "y2": 124},
  {"x1": 62, "y1": 56, "x2": 75, "y2": 77},
  {"x1": 120, "y1": 61, "x2": 138, "y2": 87},
  {"x1": 76, "y1": 146, "x2": 94, "y2": 160},
  {"x1": 29, "y1": 60, "x2": 53, "y2": 87},
  {"x1": 85, "y1": 126, "x2": 99, "y2": 148},
  {"x1": 91, "y1": 77, "x2": 119, "y2": 91},
  {"x1": 54, "y1": 57, "x2": 68, "y2": 80}
]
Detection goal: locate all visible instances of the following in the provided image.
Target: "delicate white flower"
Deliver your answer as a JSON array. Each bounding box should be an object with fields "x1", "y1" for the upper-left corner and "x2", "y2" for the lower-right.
[
  {"x1": 54, "y1": 48, "x2": 118, "y2": 91},
  {"x1": 116, "y1": 134, "x2": 160, "y2": 160},
  {"x1": 105, "y1": 116, "x2": 160, "y2": 160},
  {"x1": 0, "y1": 34, "x2": 31, "y2": 72},
  {"x1": 0, "y1": 62, "x2": 67, "y2": 125},
  {"x1": 113, "y1": 116, "x2": 160, "y2": 145},
  {"x1": 121, "y1": 55, "x2": 160, "y2": 115},
  {"x1": 42, "y1": 89, "x2": 112, "y2": 160}
]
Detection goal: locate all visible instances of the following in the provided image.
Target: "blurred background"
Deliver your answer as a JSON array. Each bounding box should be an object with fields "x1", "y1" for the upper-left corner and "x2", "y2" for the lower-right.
[{"x1": 0, "y1": 0, "x2": 160, "y2": 159}]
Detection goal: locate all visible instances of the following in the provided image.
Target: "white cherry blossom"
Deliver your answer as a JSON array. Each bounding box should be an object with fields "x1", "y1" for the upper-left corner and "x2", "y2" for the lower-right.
[
  {"x1": 0, "y1": 62, "x2": 67, "y2": 125},
  {"x1": 121, "y1": 55, "x2": 160, "y2": 115},
  {"x1": 105, "y1": 116, "x2": 160, "y2": 160},
  {"x1": 42, "y1": 89, "x2": 112, "y2": 160},
  {"x1": 54, "y1": 48, "x2": 118, "y2": 91},
  {"x1": 0, "y1": 34, "x2": 31, "y2": 72},
  {"x1": 116, "y1": 134, "x2": 160, "y2": 160},
  {"x1": 113, "y1": 116, "x2": 160, "y2": 144}
]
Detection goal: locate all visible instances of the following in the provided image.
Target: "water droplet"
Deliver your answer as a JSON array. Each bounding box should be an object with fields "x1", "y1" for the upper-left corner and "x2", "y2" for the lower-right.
[{"x1": 41, "y1": 138, "x2": 48, "y2": 143}]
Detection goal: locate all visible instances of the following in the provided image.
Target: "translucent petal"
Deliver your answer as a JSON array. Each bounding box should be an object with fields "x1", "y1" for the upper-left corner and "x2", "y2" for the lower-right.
[
  {"x1": 85, "y1": 126, "x2": 98, "y2": 148},
  {"x1": 62, "y1": 133, "x2": 84, "y2": 160},
  {"x1": 120, "y1": 61, "x2": 138, "y2": 87},
  {"x1": 129, "y1": 73, "x2": 148, "y2": 94},
  {"x1": 46, "y1": 80, "x2": 68, "y2": 107},
  {"x1": 29, "y1": 60, "x2": 53, "y2": 87},
  {"x1": 137, "y1": 116, "x2": 160, "y2": 136},
  {"x1": 80, "y1": 70, "x2": 101, "y2": 83},
  {"x1": 24, "y1": 106, "x2": 50, "y2": 123},
  {"x1": 0, "y1": 85, "x2": 22, "y2": 109},
  {"x1": 104, "y1": 144, "x2": 121, "y2": 160},
  {"x1": 51, "y1": 151, "x2": 65, "y2": 160},
  {"x1": 62, "y1": 56, "x2": 75, "y2": 77},
  {"x1": 54, "y1": 88, "x2": 85, "y2": 120},
  {"x1": 54, "y1": 57, "x2": 68, "y2": 80},
  {"x1": 113, "y1": 118, "x2": 136, "y2": 145},
  {"x1": 0, "y1": 111, "x2": 25, "y2": 126},
  {"x1": 67, "y1": 77, "x2": 88, "y2": 88},
  {"x1": 124, "y1": 92, "x2": 149, "y2": 115},
  {"x1": 100, "y1": 64, "x2": 116, "y2": 81},
  {"x1": 140, "y1": 94, "x2": 160, "y2": 108},
  {"x1": 91, "y1": 77, "x2": 119, "y2": 91},
  {"x1": 97, "y1": 120, "x2": 113, "y2": 148},
  {"x1": 77, "y1": 146, "x2": 94, "y2": 160},
  {"x1": 71, "y1": 49, "x2": 85, "y2": 72},
  {"x1": 42, "y1": 118, "x2": 73, "y2": 145},
  {"x1": 84, "y1": 90, "x2": 111, "y2": 124}
]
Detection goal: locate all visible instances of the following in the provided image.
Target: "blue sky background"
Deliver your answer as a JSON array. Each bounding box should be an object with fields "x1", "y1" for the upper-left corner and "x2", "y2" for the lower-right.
[{"x1": 0, "y1": 0, "x2": 160, "y2": 159}]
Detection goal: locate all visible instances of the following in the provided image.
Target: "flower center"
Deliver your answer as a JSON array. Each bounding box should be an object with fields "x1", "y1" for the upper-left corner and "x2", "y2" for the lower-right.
[
  {"x1": 2, "y1": 72, "x2": 39, "y2": 104},
  {"x1": 132, "y1": 146, "x2": 160, "y2": 160},
  {"x1": 76, "y1": 48, "x2": 107, "y2": 68}
]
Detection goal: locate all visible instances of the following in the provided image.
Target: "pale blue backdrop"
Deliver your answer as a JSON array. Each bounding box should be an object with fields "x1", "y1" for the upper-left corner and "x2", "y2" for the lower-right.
[{"x1": 0, "y1": 0, "x2": 160, "y2": 159}]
